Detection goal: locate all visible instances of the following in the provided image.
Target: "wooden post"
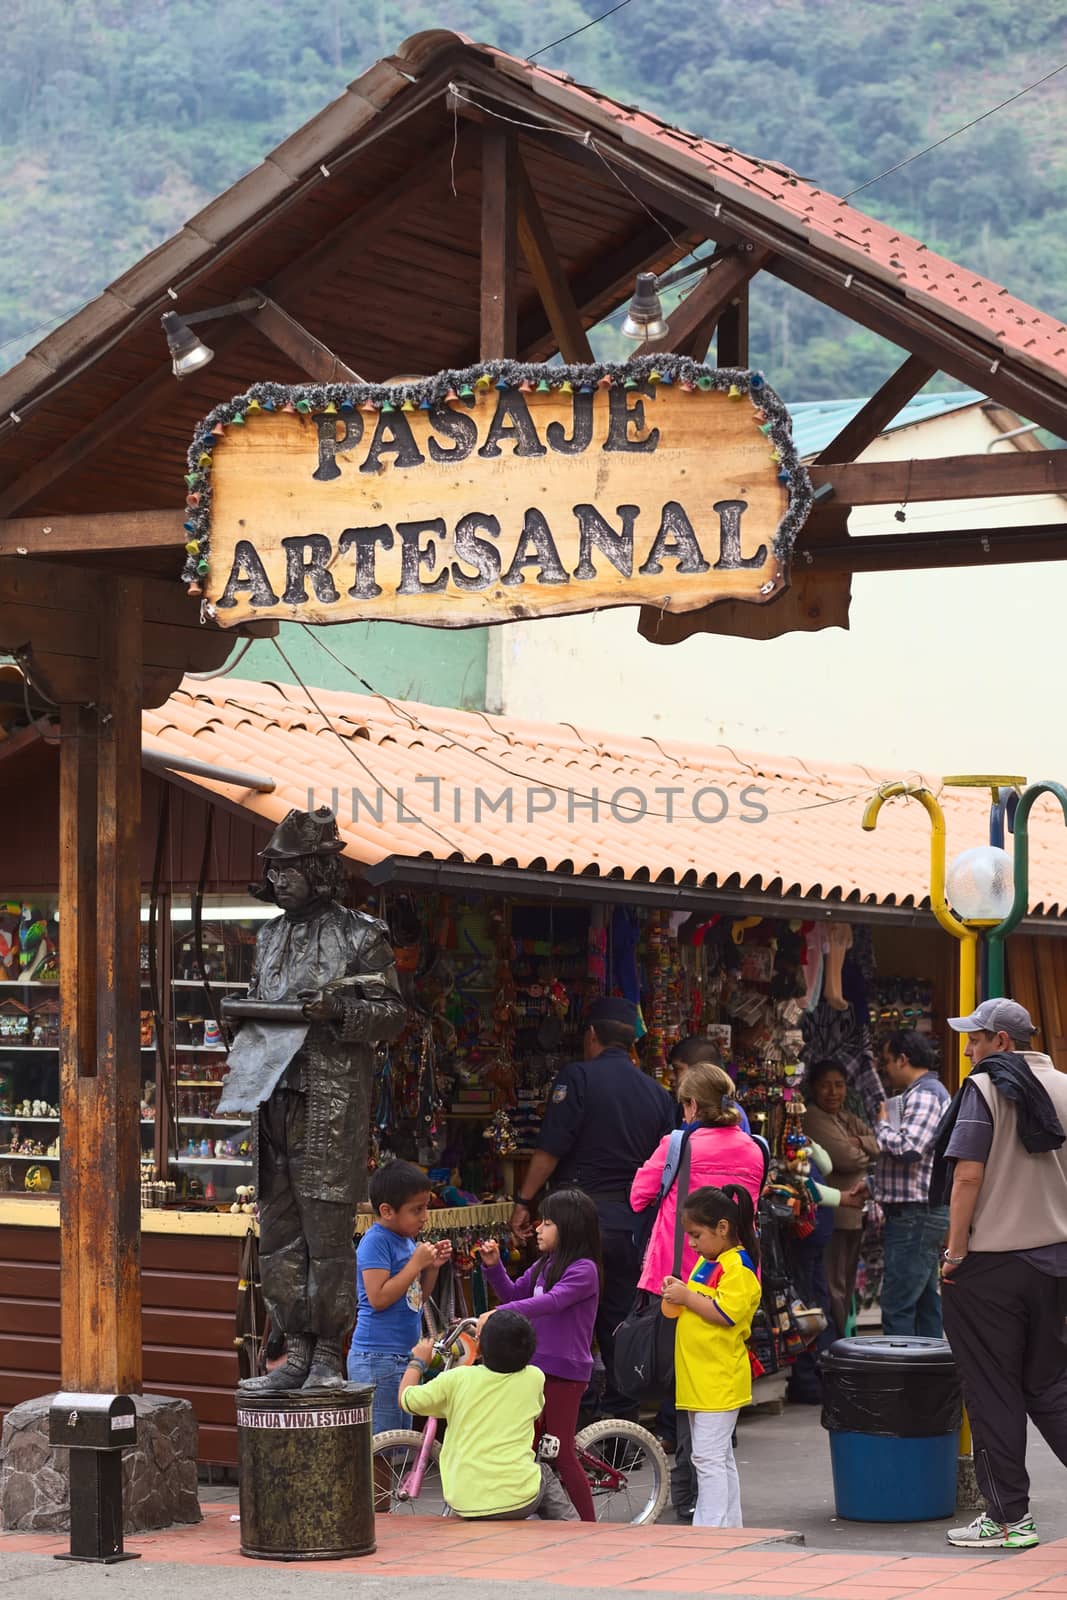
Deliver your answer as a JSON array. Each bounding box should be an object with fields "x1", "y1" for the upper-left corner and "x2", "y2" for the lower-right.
[
  {"x1": 59, "y1": 580, "x2": 144, "y2": 1392},
  {"x1": 480, "y1": 127, "x2": 518, "y2": 360},
  {"x1": 716, "y1": 283, "x2": 749, "y2": 367}
]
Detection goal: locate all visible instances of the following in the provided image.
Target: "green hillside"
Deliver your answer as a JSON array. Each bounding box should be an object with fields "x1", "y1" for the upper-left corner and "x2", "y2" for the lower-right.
[{"x1": 1, "y1": 0, "x2": 1064, "y2": 398}]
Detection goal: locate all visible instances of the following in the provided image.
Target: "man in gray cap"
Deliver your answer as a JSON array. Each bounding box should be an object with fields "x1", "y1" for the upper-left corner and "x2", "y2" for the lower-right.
[
  {"x1": 219, "y1": 806, "x2": 407, "y2": 1391},
  {"x1": 935, "y1": 998, "x2": 1067, "y2": 1551},
  {"x1": 509, "y1": 997, "x2": 675, "y2": 1418}
]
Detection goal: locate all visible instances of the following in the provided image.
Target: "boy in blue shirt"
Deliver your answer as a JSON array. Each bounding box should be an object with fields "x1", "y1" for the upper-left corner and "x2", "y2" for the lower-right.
[{"x1": 349, "y1": 1160, "x2": 451, "y2": 1432}]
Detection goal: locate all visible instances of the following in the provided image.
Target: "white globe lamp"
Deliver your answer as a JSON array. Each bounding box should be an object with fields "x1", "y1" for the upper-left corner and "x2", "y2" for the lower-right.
[{"x1": 945, "y1": 844, "x2": 1015, "y2": 922}]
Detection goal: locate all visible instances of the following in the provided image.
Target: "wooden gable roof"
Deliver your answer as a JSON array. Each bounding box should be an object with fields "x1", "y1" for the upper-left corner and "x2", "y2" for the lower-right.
[{"x1": 0, "y1": 28, "x2": 1064, "y2": 611}]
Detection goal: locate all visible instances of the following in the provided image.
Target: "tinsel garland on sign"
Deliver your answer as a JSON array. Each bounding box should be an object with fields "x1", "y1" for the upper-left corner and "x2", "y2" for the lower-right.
[{"x1": 180, "y1": 354, "x2": 813, "y2": 600}]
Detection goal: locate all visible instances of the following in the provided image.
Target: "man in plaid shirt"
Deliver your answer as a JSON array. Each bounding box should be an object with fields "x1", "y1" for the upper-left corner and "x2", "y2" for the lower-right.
[{"x1": 874, "y1": 1030, "x2": 951, "y2": 1335}]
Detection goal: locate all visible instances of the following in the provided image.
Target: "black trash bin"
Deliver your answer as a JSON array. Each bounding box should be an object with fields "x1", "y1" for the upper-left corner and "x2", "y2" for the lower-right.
[
  {"x1": 820, "y1": 1336, "x2": 961, "y2": 1521},
  {"x1": 236, "y1": 1384, "x2": 375, "y2": 1560}
]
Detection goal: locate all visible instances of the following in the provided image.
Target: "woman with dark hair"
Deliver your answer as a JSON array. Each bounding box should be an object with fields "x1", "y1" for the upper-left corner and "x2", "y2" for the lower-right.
[
  {"x1": 802, "y1": 1058, "x2": 878, "y2": 1335},
  {"x1": 479, "y1": 1189, "x2": 602, "y2": 1520}
]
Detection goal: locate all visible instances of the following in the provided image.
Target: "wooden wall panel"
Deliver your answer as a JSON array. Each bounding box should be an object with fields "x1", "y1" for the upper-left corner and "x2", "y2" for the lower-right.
[
  {"x1": 1008, "y1": 934, "x2": 1067, "y2": 1071},
  {"x1": 0, "y1": 746, "x2": 268, "y2": 895},
  {"x1": 0, "y1": 1224, "x2": 245, "y2": 1465}
]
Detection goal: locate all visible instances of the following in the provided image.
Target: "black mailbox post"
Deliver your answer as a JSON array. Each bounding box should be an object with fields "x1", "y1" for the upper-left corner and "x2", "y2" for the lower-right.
[{"x1": 48, "y1": 1393, "x2": 142, "y2": 1563}]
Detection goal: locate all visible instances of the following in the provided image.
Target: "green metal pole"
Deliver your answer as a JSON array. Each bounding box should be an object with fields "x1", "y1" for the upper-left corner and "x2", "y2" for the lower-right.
[{"x1": 986, "y1": 781, "x2": 1067, "y2": 998}]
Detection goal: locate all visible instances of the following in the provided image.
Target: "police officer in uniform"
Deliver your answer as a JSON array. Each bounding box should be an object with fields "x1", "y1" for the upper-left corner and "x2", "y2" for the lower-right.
[{"x1": 509, "y1": 997, "x2": 674, "y2": 1417}]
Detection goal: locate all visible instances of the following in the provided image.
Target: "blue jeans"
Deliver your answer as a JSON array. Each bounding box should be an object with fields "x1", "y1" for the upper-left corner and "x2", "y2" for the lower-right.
[
  {"x1": 881, "y1": 1205, "x2": 950, "y2": 1337},
  {"x1": 346, "y1": 1348, "x2": 410, "y2": 1435}
]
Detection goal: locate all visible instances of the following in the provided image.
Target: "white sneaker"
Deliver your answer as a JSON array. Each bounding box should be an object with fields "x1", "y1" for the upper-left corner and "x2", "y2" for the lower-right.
[{"x1": 947, "y1": 1513, "x2": 1008, "y2": 1548}]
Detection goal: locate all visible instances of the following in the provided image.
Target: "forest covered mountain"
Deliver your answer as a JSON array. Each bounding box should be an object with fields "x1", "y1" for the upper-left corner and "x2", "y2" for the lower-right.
[{"x1": 2, "y1": 0, "x2": 1065, "y2": 398}]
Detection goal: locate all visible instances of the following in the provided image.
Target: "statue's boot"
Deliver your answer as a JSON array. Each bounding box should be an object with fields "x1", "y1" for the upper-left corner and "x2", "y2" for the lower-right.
[
  {"x1": 302, "y1": 1338, "x2": 346, "y2": 1389},
  {"x1": 239, "y1": 1333, "x2": 313, "y2": 1392}
]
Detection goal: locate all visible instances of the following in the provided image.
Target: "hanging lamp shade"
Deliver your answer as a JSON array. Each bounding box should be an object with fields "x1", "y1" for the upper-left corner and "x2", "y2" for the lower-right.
[{"x1": 621, "y1": 273, "x2": 668, "y2": 342}]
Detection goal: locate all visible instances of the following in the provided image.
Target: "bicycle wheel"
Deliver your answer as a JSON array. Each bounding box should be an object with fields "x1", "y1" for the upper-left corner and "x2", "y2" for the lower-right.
[
  {"x1": 371, "y1": 1429, "x2": 448, "y2": 1516},
  {"x1": 574, "y1": 1417, "x2": 670, "y2": 1525}
]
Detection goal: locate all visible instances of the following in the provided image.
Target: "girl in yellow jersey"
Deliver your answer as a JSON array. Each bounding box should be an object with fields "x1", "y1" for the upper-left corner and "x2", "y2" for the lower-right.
[{"x1": 661, "y1": 1184, "x2": 762, "y2": 1527}]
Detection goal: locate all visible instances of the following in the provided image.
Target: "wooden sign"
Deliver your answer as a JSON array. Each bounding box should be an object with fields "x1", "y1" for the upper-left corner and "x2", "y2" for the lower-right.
[{"x1": 182, "y1": 358, "x2": 811, "y2": 629}]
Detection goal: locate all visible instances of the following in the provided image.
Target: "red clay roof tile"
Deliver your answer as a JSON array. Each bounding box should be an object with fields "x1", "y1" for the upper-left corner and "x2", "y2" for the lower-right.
[{"x1": 142, "y1": 678, "x2": 1067, "y2": 918}]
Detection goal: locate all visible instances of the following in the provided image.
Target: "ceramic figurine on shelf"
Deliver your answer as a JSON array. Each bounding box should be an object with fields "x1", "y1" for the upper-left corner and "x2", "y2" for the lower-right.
[
  {"x1": 216, "y1": 806, "x2": 407, "y2": 1392},
  {"x1": 19, "y1": 906, "x2": 57, "y2": 982},
  {"x1": 0, "y1": 904, "x2": 20, "y2": 980},
  {"x1": 230, "y1": 1183, "x2": 257, "y2": 1215}
]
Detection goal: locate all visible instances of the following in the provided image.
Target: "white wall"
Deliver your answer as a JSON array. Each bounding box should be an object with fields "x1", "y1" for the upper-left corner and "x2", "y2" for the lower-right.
[{"x1": 487, "y1": 407, "x2": 1067, "y2": 779}]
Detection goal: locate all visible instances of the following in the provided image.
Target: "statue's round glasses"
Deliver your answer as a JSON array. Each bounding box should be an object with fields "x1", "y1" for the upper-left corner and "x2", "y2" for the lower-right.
[{"x1": 265, "y1": 864, "x2": 303, "y2": 884}]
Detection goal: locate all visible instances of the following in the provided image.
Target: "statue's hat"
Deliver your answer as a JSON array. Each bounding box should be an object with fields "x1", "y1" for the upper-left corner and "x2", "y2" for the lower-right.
[{"x1": 260, "y1": 806, "x2": 346, "y2": 862}]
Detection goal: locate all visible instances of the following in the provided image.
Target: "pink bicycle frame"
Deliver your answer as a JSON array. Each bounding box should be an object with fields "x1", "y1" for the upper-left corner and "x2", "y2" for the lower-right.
[{"x1": 397, "y1": 1413, "x2": 439, "y2": 1502}]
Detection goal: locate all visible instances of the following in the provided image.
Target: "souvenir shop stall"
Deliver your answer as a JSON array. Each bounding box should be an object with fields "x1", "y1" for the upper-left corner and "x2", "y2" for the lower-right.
[{"x1": 0, "y1": 737, "x2": 957, "y2": 1459}]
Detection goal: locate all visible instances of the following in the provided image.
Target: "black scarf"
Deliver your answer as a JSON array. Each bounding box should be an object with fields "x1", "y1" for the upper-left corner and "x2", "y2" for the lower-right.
[{"x1": 931, "y1": 1051, "x2": 1066, "y2": 1203}]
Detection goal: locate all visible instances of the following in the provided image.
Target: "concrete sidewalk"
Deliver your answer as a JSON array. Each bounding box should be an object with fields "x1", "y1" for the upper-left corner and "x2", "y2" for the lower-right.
[{"x1": 5, "y1": 1503, "x2": 1067, "y2": 1600}]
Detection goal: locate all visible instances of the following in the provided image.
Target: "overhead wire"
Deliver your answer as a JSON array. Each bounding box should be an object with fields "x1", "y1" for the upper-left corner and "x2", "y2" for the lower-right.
[
  {"x1": 529, "y1": 0, "x2": 636, "y2": 60},
  {"x1": 268, "y1": 634, "x2": 467, "y2": 859},
  {"x1": 297, "y1": 625, "x2": 877, "y2": 825},
  {"x1": 842, "y1": 59, "x2": 1067, "y2": 200}
]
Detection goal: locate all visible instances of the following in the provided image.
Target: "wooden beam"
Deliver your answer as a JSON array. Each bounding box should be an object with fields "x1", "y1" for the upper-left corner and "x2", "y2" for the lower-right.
[
  {"x1": 59, "y1": 580, "x2": 143, "y2": 1392},
  {"x1": 480, "y1": 126, "x2": 518, "y2": 360},
  {"x1": 59, "y1": 702, "x2": 97, "y2": 1388},
  {"x1": 715, "y1": 282, "x2": 749, "y2": 368},
  {"x1": 635, "y1": 247, "x2": 770, "y2": 357},
  {"x1": 0, "y1": 509, "x2": 184, "y2": 558},
  {"x1": 452, "y1": 67, "x2": 1067, "y2": 435},
  {"x1": 671, "y1": 248, "x2": 731, "y2": 361},
  {"x1": 244, "y1": 295, "x2": 358, "y2": 383},
  {"x1": 267, "y1": 124, "x2": 482, "y2": 299},
  {"x1": 516, "y1": 161, "x2": 594, "y2": 363},
  {"x1": 0, "y1": 130, "x2": 483, "y2": 522},
  {"x1": 800, "y1": 521, "x2": 1067, "y2": 574},
  {"x1": 0, "y1": 366, "x2": 178, "y2": 520},
  {"x1": 770, "y1": 252, "x2": 1067, "y2": 442},
  {"x1": 808, "y1": 448, "x2": 1067, "y2": 506},
  {"x1": 813, "y1": 355, "x2": 937, "y2": 466}
]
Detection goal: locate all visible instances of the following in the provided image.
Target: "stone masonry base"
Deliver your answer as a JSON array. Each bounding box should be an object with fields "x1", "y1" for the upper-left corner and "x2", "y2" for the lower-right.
[{"x1": 0, "y1": 1393, "x2": 202, "y2": 1531}]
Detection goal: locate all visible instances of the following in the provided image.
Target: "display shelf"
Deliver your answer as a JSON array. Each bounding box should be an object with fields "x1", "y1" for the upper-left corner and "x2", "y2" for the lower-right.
[
  {"x1": 171, "y1": 972, "x2": 249, "y2": 985},
  {"x1": 0, "y1": 981, "x2": 59, "y2": 988},
  {"x1": 178, "y1": 1046, "x2": 227, "y2": 1054},
  {"x1": 0, "y1": 1047, "x2": 60, "y2": 1054},
  {"x1": 0, "y1": 1115, "x2": 59, "y2": 1123},
  {"x1": 1, "y1": 1151, "x2": 60, "y2": 1162},
  {"x1": 177, "y1": 1117, "x2": 249, "y2": 1127},
  {"x1": 174, "y1": 1156, "x2": 251, "y2": 1167},
  {"x1": 177, "y1": 1079, "x2": 225, "y2": 1089}
]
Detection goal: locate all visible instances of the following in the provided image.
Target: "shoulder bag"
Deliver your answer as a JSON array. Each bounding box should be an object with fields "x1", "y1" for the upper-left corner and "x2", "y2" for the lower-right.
[{"x1": 612, "y1": 1130, "x2": 694, "y2": 1406}]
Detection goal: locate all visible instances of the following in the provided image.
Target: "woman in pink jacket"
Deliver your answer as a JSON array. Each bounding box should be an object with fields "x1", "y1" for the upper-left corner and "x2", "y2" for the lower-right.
[{"x1": 630, "y1": 1061, "x2": 767, "y2": 1293}]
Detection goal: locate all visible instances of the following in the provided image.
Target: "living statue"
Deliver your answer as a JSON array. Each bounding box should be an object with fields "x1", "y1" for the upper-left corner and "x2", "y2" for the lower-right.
[{"x1": 217, "y1": 806, "x2": 407, "y2": 1390}]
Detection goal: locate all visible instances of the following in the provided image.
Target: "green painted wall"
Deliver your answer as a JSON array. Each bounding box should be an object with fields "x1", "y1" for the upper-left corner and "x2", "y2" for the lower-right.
[{"x1": 239, "y1": 621, "x2": 488, "y2": 710}]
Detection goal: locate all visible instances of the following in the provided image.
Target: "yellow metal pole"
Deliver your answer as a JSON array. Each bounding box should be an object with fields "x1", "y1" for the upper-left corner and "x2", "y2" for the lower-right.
[{"x1": 862, "y1": 783, "x2": 984, "y2": 1473}]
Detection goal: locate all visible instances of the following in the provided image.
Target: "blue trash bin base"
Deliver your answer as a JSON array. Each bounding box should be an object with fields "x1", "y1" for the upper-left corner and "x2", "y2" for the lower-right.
[{"x1": 829, "y1": 1430, "x2": 960, "y2": 1521}]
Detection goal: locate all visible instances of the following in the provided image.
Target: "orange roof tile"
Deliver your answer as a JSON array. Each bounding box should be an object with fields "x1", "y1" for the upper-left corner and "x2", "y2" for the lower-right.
[{"x1": 143, "y1": 679, "x2": 1067, "y2": 918}]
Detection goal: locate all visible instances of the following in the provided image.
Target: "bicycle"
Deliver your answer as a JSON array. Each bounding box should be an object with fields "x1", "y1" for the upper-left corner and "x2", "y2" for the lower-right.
[{"x1": 371, "y1": 1317, "x2": 670, "y2": 1525}]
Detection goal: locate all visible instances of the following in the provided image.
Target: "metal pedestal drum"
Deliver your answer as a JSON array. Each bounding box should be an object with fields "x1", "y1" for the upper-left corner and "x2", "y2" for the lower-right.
[{"x1": 236, "y1": 1384, "x2": 375, "y2": 1561}]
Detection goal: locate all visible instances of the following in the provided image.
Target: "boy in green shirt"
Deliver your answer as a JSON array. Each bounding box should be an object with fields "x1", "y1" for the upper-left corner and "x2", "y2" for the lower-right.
[{"x1": 399, "y1": 1309, "x2": 579, "y2": 1520}]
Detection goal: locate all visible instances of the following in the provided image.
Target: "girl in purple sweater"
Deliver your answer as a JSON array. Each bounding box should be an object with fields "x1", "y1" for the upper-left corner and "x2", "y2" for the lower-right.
[{"x1": 480, "y1": 1189, "x2": 601, "y2": 1521}]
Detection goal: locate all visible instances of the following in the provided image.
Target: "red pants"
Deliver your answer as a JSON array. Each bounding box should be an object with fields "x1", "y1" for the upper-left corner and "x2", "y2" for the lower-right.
[{"x1": 537, "y1": 1375, "x2": 595, "y2": 1522}]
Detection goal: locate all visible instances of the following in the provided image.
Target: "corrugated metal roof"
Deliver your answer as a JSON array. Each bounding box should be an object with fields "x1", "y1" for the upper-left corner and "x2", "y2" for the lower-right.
[
  {"x1": 789, "y1": 391, "x2": 986, "y2": 460},
  {"x1": 142, "y1": 679, "x2": 1067, "y2": 918}
]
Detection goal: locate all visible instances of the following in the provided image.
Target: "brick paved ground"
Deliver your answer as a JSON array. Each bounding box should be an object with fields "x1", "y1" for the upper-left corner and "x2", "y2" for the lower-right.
[{"x1": 6, "y1": 1502, "x2": 1067, "y2": 1597}]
